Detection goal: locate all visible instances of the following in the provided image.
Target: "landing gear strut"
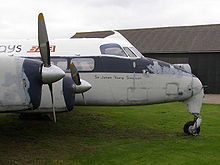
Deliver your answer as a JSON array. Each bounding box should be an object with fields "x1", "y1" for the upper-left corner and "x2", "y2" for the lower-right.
[{"x1": 183, "y1": 114, "x2": 202, "y2": 136}]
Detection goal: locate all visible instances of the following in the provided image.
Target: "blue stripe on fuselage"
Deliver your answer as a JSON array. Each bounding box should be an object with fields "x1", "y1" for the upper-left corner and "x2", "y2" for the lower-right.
[{"x1": 24, "y1": 56, "x2": 192, "y2": 76}]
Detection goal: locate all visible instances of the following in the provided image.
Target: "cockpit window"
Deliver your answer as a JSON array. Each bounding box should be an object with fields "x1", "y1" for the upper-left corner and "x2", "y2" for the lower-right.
[
  {"x1": 129, "y1": 47, "x2": 144, "y2": 57},
  {"x1": 123, "y1": 47, "x2": 137, "y2": 57},
  {"x1": 100, "y1": 43, "x2": 127, "y2": 57}
]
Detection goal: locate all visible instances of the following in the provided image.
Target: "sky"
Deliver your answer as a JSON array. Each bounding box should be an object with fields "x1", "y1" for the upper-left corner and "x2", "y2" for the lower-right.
[{"x1": 0, "y1": 0, "x2": 220, "y2": 39}]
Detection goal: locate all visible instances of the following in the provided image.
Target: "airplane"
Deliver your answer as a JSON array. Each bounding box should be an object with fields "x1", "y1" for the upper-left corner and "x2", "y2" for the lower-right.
[{"x1": 0, "y1": 13, "x2": 204, "y2": 136}]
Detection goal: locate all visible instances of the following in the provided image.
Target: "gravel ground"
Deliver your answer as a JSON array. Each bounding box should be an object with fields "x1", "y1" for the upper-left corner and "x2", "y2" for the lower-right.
[{"x1": 203, "y1": 94, "x2": 220, "y2": 104}]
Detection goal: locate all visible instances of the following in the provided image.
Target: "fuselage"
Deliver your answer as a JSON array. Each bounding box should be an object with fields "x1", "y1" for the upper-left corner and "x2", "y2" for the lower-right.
[{"x1": 75, "y1": 55, "x2": 198, "y2": 106}]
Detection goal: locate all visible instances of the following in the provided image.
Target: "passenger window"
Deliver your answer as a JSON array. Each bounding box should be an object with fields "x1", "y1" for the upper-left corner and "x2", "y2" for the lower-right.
[
  {"x1": 123, "y1": 47, "x2": 137, "y2": 57},
  {"x1": 57, "y1": 61, "x2": 67, "y2": 70},
  {"x1": 70, "y1": 58, "x2": 94, "y2": 71},
  {"x1": 100, "y1": 43, "x2": 127, "y2": 57},
  {"x1": 51, "y1": 58, "x2": 67, "y2": 70}
]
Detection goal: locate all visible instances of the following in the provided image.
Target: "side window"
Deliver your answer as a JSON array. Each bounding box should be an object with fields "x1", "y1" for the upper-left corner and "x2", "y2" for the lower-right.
[
  {"x1": 51, "y1": 58, "x2": 67, "y2": 71},
  {"x1": 70, "y1": 58, "x2": 94, "y2": 71},
  {"x1": 100, "y1": 43, "x2": 127, "y2": 57},
  {"x1": 123, "y1": 47, "x2": 137, "y2": 57},
  {"x1": 57, "y1": 61, "x2": 67, "y2": 70},
  {"x1": 129, "y1": 47, "x2": 144, "y2": 57}
]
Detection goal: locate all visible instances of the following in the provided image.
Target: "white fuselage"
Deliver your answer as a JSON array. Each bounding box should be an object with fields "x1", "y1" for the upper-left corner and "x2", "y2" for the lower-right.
[{"x1": 75, "y1": 72, "x2": 194, "y2": 105}]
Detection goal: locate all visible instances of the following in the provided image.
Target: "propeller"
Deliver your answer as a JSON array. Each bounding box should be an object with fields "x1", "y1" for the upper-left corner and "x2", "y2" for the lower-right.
[
  {"x1": 38, "y1": 13, "x2": 65, "y2": 122},
  {"x1": 23, "y1": 13, "x2": 90, "y2": 119},
  {"x1": 69, "y1": 63, "x2": 91, "y2": 105},
  {"x1": 69, "y1": 63, "x2": 81, "y2": 85}
]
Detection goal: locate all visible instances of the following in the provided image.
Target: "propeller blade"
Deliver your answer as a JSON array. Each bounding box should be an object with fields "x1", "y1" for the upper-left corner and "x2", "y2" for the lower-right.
[
  {"x1": 70, "y1": 63, "x2": 81, "y2": 85},
  {"x1": 38, "y1": 13, "x2": 50, "y2": 67},
  {"x1": 63, "y1": 76, "x2": 75, "y2": 111},
  {"x1": 82, "y1": 93, "x2": 86, "y2": 105},
  {"x1": 49, "y1": 83, "x2": 56, "y2": 123}
]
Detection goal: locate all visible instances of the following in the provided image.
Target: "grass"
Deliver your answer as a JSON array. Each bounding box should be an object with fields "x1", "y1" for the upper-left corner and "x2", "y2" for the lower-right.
[{"x1": 0, "y1": 102, "x2": 220, "y2": 165}]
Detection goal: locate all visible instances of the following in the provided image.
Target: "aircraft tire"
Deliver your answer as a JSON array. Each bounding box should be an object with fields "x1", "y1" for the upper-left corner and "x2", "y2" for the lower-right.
[{"x1": 183, "y1": 121, "x2": 200, "y2": 136}]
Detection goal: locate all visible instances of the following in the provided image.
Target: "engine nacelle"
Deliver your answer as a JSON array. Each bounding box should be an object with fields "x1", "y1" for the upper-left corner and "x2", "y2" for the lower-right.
[
  {"x1": 173, "y1": 64, "x2": 192, "y2": 73},
  {"x1": 0, "y1": 56, "x2": 31, "y2": 112}
]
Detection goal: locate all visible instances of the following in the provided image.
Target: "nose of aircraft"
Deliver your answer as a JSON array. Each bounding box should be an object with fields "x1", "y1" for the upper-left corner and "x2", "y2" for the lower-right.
[{"x1": 192, "y1": 76, "x2": 203, "y2": 96}]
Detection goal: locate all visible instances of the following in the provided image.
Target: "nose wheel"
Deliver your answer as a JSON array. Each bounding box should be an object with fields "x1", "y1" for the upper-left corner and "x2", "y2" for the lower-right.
[
  {"x1": 183, "y1": 121, "x2": 200, "y2": 136},
  {"x1": 183, "y1": 114, "x2": 202, "y2": 136}
]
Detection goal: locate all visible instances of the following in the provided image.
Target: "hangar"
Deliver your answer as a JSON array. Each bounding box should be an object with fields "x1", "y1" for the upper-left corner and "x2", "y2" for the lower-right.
[{"x1": 72, "y1": 24, "x2": 220, "y2": 94}]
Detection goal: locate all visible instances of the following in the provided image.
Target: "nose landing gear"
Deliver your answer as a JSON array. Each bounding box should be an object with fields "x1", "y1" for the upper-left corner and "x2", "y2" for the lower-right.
[{"x1": 183, "y1": 114, "x2": 202, "y2": 136}]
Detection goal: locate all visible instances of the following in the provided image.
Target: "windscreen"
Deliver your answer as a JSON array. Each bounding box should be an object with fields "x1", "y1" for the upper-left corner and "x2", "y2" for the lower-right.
[{"x1": 100, "y1": 43, "x2": 127, "y2": 57}]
